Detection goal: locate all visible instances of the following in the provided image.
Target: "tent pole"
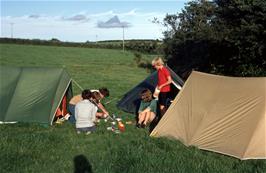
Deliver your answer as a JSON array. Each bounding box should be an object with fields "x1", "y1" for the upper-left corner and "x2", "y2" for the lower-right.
[
  {"x1": 172, "y1": 81, "x2": 182, "y2": 90},
  {"x1": 72, "y1": 79, "x2": 84, "y2": 91}
]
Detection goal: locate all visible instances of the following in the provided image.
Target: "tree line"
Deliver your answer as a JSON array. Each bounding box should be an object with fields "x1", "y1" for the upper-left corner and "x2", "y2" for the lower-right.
[
  {"x1": 162, "y1": 0, "x2": 266, "y2": 78},
  {"x1": 0, "y1": 38, "x2": 162, "y2": 54}
]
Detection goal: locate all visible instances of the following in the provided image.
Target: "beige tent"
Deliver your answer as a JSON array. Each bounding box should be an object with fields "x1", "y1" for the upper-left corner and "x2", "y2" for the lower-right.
[{"x1": 151, "y1": 71, "x2": 266, "y2": 160}]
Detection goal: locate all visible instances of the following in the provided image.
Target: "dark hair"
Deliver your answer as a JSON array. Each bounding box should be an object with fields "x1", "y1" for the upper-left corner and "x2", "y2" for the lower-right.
[
  {"x1": 99, "y1": 87, "x2": 109, "y2": 97},
  {"x1": 140, "y1": 89, "x2": 152, "y2": 102},
  {"x1": 91, "y1": 91, "x2": 101, "y2": 104},
  {"x1": 81, "y1": 89, "x2": 92, "y2": 100}
]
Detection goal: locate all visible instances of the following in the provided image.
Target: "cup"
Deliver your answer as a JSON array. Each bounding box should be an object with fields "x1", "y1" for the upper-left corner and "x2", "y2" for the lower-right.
[{"x1": 153, "y1": 87, "x2": 160, "y2": 98}]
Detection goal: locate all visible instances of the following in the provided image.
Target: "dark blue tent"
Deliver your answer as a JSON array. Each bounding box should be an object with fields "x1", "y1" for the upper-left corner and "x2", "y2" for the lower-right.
[{"x1": 117, "y1": 67, "x2": 184, "y2": 114}]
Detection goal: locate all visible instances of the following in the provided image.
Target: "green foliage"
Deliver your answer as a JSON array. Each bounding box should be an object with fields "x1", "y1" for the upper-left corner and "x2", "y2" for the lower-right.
[
  {"x1": 133, "y1": 52, "x2": 143, "y2": 65},
  {"x1": 0, "y1": 38, "x2": 163, "y2": 54},
  {"x1": 0, "y1": 44, "x2": 265, "y2": 173},
  {"x1": 162, "y1": 0, "x2": 266, "y2": 78},
  {"x1": 125, "y1": 40, "x2": 163, "y2": 54},
  {"x1": 133, "y1": 52, "x2": 153, "y2": 72}
]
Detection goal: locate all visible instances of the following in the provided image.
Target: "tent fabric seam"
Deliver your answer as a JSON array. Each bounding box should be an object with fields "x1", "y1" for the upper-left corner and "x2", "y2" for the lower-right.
[
  {"x1": 188, "y1": 74, "x2": 224, "y2": 145},
  {"x1": 242, "y1": 80, "x2": 266, "y2": 158},
  {"x1": 4, "y1": 67, "x2": 23, "y2": 121}
]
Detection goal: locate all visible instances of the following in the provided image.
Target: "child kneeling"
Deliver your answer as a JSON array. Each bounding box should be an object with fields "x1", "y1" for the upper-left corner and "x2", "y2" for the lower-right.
[
  {"x1": 137, "y1": 89, "x2": 157, "y2": 128},
  {"x1": 75, "y1": 89, "x2": 99, "y2": 134}
]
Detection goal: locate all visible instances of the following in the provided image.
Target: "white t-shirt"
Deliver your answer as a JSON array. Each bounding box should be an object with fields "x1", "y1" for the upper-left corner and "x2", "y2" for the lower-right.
[{"x1": 75, "y1": 99, "x2": 98, "y2": 128}]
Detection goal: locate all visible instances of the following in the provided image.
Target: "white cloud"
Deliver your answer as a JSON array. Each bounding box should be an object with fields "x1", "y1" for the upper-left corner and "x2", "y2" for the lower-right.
[
  {"x1": 28, "y1": 14, "x2": 40, "y2": 19},
  {"x1": 61, "y1": 14, "x2": 90, "y2": 23},
  {"x1": 97, "y1": 16, "x2": 131, "y2": 28},
  {"x1": 1, "y1": 9, "x2": 168, "y2": 42}
]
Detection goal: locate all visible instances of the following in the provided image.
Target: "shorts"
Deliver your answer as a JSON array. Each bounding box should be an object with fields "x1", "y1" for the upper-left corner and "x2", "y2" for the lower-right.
[
  {"x1": 76, "y1": 126, "x2": 96, "y2": 133},
  {"x1": 158, "y1": 92, "x2": 170, "y2": 106}
]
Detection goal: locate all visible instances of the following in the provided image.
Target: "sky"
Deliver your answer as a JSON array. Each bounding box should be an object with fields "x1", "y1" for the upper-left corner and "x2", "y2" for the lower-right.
[{"x1": 1, "y1": 0, "x2": 189, "y2": 42}]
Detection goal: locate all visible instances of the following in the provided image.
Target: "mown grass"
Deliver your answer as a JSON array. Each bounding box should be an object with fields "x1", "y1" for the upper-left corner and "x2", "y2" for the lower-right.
[{"x1": 0, "y1": 43, "x2": 265, "y2": 173}]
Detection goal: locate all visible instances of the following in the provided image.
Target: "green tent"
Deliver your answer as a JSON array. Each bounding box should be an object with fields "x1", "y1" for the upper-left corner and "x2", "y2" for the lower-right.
[{"x1": 0, "y1": 66, "x2": 73, "y2": 125}]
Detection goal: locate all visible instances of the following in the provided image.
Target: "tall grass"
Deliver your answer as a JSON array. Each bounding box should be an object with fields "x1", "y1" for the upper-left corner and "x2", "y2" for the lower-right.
[{"x1": 0, "y1": 43, "x2": 265, "y2": 173}]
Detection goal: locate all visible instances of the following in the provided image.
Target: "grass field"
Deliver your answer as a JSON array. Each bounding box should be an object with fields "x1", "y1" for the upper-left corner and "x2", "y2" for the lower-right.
[{"x1": 0, "y1": 43, "x2": 265, "y2": 173}]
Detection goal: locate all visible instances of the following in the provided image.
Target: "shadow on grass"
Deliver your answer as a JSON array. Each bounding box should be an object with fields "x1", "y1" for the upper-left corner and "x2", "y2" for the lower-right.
[{"x1": 74, "y1": 155, "x2": 93, "y2": 173}]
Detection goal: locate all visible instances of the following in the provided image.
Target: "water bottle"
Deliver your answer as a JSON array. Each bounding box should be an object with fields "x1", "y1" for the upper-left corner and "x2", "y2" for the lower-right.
[{"x1": 118, "y1": 121, "x2": 125, "y2": 132}]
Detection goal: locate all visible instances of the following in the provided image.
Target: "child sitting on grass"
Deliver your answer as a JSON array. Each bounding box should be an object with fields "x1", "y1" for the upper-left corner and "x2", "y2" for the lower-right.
[
  {"x1": 68, "y1": 87, "x2": 110, "y2": 123},
  {"x1": 137, "y1": 89, "x2": 157, "y2": 128}
]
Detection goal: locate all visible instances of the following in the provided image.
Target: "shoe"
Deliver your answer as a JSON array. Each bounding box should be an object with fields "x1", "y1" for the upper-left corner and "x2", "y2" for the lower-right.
[
  {"x1": 136, "y1": 123, "x2": 141, "y2": 128},
  {"x1": 86, "y1": 131, "x2": 91, "y2": 135},
  {"x1": 77, "y1": 131, "x2": 81, "y2": 134},
  {"x1": 55, "y1": 118, "x2": 63, "y2": 124},
  {"x1": 141, "y1": 124, "x2": 146, "y2": 128},
  {"x1": 64, "y1": 113, "x2": 70, "y2": 120}
]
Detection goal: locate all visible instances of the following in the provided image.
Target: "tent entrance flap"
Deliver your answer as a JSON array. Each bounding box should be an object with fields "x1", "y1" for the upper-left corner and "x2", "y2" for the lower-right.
[{"x1": 51, "y1": 80, "x2": 73, "y2": 125}]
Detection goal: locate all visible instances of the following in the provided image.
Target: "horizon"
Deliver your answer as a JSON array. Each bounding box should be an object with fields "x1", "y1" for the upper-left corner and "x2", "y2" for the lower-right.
[{"x1": 1, "y1": 1, "x2": 189, "y2": 42}]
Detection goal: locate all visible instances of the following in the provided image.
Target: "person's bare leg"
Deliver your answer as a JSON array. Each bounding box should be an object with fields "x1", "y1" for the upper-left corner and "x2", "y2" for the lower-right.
[
  {"x1": 149, "y1": 112, "x2": 156, "y2": 123},
  {"x1": 144, "y1": 112, "x2": 156, "y2": 125},
  {"x1": 138, "y1": 112, "x2": 146, "y2": 125},
  {"x1": 143, "y1": 111, "x2": 151, "y2": 125},
  {"x1": 160, "y1": 105, "x2": 167, "y2": 116}
]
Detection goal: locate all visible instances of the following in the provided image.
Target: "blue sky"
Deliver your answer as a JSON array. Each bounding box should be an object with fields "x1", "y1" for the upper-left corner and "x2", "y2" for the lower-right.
[{"x1": 1, "y1": 1, "x2": 189, "y2": 42}]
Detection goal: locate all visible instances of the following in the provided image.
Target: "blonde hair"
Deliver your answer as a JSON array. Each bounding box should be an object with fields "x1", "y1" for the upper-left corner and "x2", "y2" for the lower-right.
[{"x1": 152, "y1": 57, "x2": 164, "y2": 66}]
